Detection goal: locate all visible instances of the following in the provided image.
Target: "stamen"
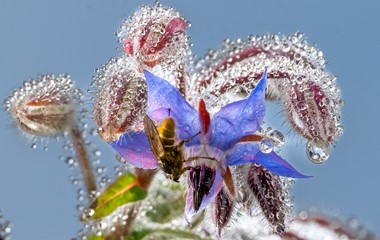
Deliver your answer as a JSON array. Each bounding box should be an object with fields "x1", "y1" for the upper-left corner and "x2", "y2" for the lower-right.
[{"x1": 198, "y1": 99, "x2": 210, "y2": 133}]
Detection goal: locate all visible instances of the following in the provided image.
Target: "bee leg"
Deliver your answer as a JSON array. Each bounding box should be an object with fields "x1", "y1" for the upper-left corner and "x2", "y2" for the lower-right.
[
  {"x1": 179, "y1": 131, "x2": 202, "y2": 147},
  {"x1": 180, "y1": 166, "x2": 192, "y2": 174}
]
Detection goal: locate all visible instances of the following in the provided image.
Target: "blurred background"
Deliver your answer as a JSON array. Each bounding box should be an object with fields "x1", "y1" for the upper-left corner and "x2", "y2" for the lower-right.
[{"x1": 0, "y1": 0, "x2": 379, "y2": 239}]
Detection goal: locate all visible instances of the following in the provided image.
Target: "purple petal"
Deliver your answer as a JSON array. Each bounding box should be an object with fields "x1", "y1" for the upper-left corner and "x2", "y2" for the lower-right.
[
  {"x1": 226, "y1": 142, "x2": 310, "y2": 178},
  {"x1": 209, "y1": 70, "x2": 267, "y2": 151},
  {"x1": 185, "y1": 171, "x2": 224, "y2": 220},
  {"x1": 144, "y1": 70, "x2": 201, "y2": 145},
  {"x1": 110, "y1": 131, "x2": 158, "y2": 169}
]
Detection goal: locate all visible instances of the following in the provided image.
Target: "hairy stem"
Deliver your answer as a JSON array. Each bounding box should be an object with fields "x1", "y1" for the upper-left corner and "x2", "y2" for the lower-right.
[
  {"x1": 105, "y1": 203, "x2": 141, "y2": 240},
  {"x1": 69, "y1": 125, "x2": 97, "y2": 197}
]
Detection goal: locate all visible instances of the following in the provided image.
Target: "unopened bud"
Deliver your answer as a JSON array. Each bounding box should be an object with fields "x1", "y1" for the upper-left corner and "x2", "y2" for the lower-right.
[
  {"x1": 211, "y1": 187, "x2": 234, "y2": 238},
  {"x1": 93, "y1": 56, "x2": 146, "y2": 142},
  {"x1": 247, "y1": 164, "x2": 291, "y2": 236},
  {"x1": 4, "y1": 74, "x2": 78, "y2": 136},
  {"x1": 118, "y1": 4, "x2": 189, "y2": 69},
  {"x1": 285, "y1": 80, "x2": 342, "y2": 163}
]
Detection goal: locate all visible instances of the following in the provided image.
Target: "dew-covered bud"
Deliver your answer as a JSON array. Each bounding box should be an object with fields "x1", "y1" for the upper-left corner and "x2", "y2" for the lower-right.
[
  {"x1": 246, "y1": 164, "x2": 292, "y2": 236},
  {"x1": 191, "y1": 33, "x2": 343, "y2": 163},
  {"x1": 284, "y1": 211, "x2": 379, "y2": 240},
  {"x1": 118, "y1": 3, "x2": 189, "y2": 69},
  {"x1": 285, "y1": 80, "x2": 342, "y2": 163},
  {"x1": 211, "y1": 187, "x2": 234, "y2": 238},
  {"x1": 4, "y1": 74, "x2": 78, "y2": 136},
  {"x1": 92, "y1": 56, "x2": 146, "y2": 142}
]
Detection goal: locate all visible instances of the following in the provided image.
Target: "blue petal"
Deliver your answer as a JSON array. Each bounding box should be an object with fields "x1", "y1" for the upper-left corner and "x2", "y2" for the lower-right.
[
  {"x1": 208, "y1": 70, "x2": 267, "y2": 151},
  {"x1": 144, "y1": 70, "x2": 201, "y2": 146},
  {"x1": 184, "y1": 171, "x2": 223, "y2": 220},
  {"x1": 110, "y1": 131, "x2": 158, "y2": 169},
  {"x1": 226, "y1": 142, "x2": 310, "y2": 178}
]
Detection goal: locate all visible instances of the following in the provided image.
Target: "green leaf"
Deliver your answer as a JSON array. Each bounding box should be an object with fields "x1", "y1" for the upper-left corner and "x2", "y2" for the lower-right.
[{"x1": 89, "y1": 173, "x2": 147, "y2": 220}]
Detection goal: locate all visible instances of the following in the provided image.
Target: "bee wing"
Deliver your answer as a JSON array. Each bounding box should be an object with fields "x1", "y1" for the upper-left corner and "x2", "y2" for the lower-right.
[{"x1": 143, "y1": 115, "x2": 165, "y2": 159}]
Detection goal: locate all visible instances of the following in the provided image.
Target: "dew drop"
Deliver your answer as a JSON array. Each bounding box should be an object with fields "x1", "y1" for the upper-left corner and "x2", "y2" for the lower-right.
[
  {"x1": 306, "y1": 138, "x2": 330, "y2": 164},
  {"x1": 116, "y1": 154, "x2": 127, "y2": 164},
  {"x1": 266, "y1": 129, "x2": 285, "y2": 147},
  {"x1": 334, "y1": 124, "x2": 344, "y2": 138},
  {"x1": 31, "y1": 143, "x2": 37, "y2": 149},
  {"x1": 65, "y1": 157, "x2": 75, "y2": 167},
  {"x1": 259, "y1": 138, "x2": 273, "y2": 154},
  {"x1": 82, "y1": 208, "x2": 95, "y2": 219},
  {"x1": 90, "y1": 128, "x2": 98, "y2": 136},
  {"x1": 93, "y1": 149, "x2": 101, "y2": 157}
]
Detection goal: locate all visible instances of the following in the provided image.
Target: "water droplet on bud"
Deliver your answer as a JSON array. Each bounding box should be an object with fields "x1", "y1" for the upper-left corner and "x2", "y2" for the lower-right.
[{"x1": 306, "y1": 138, "x2": 330, "y2": 164}]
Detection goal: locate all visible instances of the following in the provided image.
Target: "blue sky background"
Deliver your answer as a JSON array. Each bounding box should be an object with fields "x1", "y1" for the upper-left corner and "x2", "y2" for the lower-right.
[{"x1": 0, "y1": 0, "x2": 379, "y2": 239}]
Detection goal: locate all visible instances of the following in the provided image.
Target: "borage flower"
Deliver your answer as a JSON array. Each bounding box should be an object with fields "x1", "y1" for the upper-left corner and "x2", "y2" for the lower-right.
[{"x1": 111, "y1": 70, "x2": 309, "y2": 229}]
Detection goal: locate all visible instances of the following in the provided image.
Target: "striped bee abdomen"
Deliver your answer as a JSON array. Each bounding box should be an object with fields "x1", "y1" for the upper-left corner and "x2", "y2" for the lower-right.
[{"x1": 158, "y1": 117, "x2": 176, "y2": 149}]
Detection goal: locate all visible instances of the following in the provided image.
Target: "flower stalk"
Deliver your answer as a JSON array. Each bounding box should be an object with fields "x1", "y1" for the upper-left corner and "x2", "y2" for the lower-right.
[{"x1": 69, "y1": 125, "x2": 97, "y2": 197}]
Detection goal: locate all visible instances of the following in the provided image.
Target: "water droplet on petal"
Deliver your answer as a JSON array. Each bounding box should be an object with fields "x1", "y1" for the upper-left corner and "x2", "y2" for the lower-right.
[
  {"x1": 266, "y1": 129, "x2": 285, "y2": 147},
  {"x1": 31, "y1": 143, "x2": 37, "y2": 149},
  {"x1": 260, "y1": 138, "x2": 273, "y2": 153},
  {"x1": 306, "y1": 138, "x2": 330, "y2": 164},
  {"x1": 183, "y1": 125, "x2": 190, "y2": 131}
]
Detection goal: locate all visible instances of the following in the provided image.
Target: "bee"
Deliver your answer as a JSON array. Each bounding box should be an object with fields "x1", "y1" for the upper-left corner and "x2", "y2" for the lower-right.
[{"x1": 144, "y1": 115, "x2": 196, "y2": 182}]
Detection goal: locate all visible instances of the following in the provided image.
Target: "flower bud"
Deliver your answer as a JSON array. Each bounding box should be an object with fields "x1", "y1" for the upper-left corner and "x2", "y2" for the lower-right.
[
  {"x1": 4, "y1": 74, "x2": 78, "y2": 136},
  {"x1": 284, "y1": 211, "x2": 378, "y2": 240},
  {"x1": 211, "y1": 187, "x2": 234, "y2": 238},
  {"x1": 246, "y1": 164, "x2": 291, "y2": 235},
  {"x1": 118, "y1": 3, "x2": 189, "y2": 69},
  {"x1": 285, "y1": 80, "x2": 343, "y2": 163},
  {"x1": 93, "y1": 56, "x2": 146, "y2": 142}
]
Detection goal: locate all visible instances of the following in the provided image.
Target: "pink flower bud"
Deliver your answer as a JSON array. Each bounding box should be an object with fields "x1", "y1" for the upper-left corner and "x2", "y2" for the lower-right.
[
  {"x1": 284, "y1": 211, "x2": 378, "y2": 240},
  {"x1": 4, "y1": 74, "x2": 78, "y2": 136},
  {"x1": 118, "y1": 4, "x2": 189, "y2": 69},
  {"x1": 93, "y1": 56, "x2": 147, "y2": 142}
]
